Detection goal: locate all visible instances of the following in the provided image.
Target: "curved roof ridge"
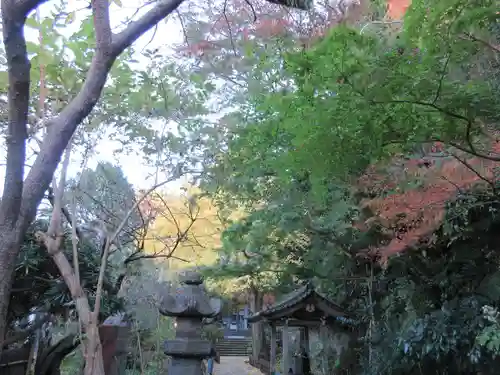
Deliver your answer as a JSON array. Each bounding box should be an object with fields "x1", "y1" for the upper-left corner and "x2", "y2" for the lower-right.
[{"x1": 249, "y1": 281, "x2": 349, "y2": 323}]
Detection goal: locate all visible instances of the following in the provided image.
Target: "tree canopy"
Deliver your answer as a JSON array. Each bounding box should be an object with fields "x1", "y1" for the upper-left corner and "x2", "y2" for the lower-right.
[{"x1": 2, "y1": 0, "x2": 500, "y2": 374}]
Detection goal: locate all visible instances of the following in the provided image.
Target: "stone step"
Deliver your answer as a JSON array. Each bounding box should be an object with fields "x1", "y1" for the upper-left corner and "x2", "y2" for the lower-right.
[{"x1": 216, "y1": 338, "x2": 252, "y2": 356}]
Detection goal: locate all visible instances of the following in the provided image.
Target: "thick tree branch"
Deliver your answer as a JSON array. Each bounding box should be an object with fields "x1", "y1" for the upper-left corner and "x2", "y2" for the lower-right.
[
  {"x1": 17, "y1": 0, "x2": 186, "y2": 236},
  {"x1": 91, "y1": 0, "x2": 112, "y2": 53},
  {"x1": 15, "y1": 0, "x2": 47, "y2": 16},
  {"x1": 0, "y1": 0, "x2": 41, "y2": 227},
  {"x1": 111, "y1": 0, "x2": 186, "y2": 56},
  {"x1": 46, "y1": 187, "x2": 83, "y2": 240},
  {"x1": 38, "y1": 146, "x2": 93, "y2": 329}
]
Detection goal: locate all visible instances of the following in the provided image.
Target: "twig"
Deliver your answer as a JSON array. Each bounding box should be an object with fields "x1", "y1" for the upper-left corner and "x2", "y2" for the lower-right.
[
  {"x1": 175, "y1": 8, "x2": 190, "y2": 47},
  {"x1": 222, "y1": 0, "x2": 238, "y2": 57},
  {"x1": 359, "y1": 20, "x2": 402, "y2": 34},
  {"x1": 450, "y1": 152, "x2": 496, "y2": 192},
  {"x1": 93, "y1": 178, "x2": 176, "y2": 324},
  {"x1": 71, "y1": 195, "x2": 81, "y2": 291},
  {"x1": 461, "y1": 32, "x2": 500, "y2": 53},
  {"x1": 135, "y1": 320, "x2": 144, "y2": 373},
  {"x1": 243, "y1": 0, "x2": 258, "y2": 22},
  {"x1": 432, "y1": 53, "x2": 451, "y2": 105}
]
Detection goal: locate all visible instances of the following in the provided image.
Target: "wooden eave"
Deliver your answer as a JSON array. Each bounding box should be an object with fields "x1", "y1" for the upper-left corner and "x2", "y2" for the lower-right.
[{"x1": 248, "y1": 282, "x2": 351, "y2": 325}]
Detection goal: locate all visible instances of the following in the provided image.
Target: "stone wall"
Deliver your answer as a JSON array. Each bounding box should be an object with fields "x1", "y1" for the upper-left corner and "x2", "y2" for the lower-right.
[{"x1": 308, "y1": 326, "x2": 353, "y2": 375}]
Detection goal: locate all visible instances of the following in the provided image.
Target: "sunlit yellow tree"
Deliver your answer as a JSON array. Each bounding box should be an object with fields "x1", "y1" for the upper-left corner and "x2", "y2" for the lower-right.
[{"x1": 144, "y1": 185, "x2": 223, "y2": 275}]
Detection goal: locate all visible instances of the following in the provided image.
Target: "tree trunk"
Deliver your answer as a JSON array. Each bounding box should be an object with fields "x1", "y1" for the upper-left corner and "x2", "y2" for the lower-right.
[
  {"x1": 249, "y1": 286, "x2": 265, "y2": 361},
  {"x1": 0, "y1": 0, "x2": 186, "y2": 358},
  {"x1": 45, "y1": 233, "x2": 105, "y2": 375},
  {"x1": 83, "y1": 324, "x2": 105, "y2": 375},
  {"x1": 0, "y1": 229, "x2": 24, "y2": 351}
]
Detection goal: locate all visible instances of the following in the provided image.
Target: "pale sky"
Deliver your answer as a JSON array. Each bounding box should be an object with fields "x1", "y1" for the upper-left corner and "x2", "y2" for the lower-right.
[{"x1": 0, "y1": 0, "x2": 191, "y2": 195}]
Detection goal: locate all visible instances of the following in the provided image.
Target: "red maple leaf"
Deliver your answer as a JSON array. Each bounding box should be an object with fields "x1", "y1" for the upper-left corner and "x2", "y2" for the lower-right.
[
  {"x1": 387, "y1": 0, "x2": 411, "y2": 20},
  {"x1": 358, "y1": 141, "x2": 500, "y2": 264}
]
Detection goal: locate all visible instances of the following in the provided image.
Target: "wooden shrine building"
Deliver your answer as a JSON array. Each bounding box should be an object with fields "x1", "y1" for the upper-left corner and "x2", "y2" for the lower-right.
[{"x1": 248, "y1": 282, "x2": 354, "y2": 375}]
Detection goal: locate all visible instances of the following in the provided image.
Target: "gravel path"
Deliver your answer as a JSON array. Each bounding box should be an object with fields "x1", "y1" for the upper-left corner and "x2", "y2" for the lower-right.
[{"x1": 213, "y1": 356, "x2": 264, "y2": 375}]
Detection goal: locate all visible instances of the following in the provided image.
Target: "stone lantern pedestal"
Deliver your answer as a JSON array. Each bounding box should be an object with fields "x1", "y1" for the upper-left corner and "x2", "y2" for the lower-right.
[{"x1": 160, "y1": 271, "x2": 221, "y2": 375}]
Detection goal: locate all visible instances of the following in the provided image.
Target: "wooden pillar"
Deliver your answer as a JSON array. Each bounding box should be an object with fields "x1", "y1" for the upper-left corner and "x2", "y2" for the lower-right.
[
  {"x1": 282, "y1": 320, "x2": 290, "y2": 374},
  {"x1": 270, "y1": 323, "x2": 277, "y2": 375},
  {"x1": 293, "y1": 328, "x2": 306, "y2": 374},
  {"x1": 250, "y1": 288, "x2": 263, "y2": 361},
  {"x1": 303, "y1": 327, "x2": 311, "y2": 375},
  {"x1": 304, "y1": 326, "x2": 310, "y2": 353},
  {"x1": 319, "y1": 318, "x2": 328, "y2": 375}
]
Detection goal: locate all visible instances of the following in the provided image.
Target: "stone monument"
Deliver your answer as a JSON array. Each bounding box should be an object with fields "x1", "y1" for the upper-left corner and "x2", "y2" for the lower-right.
[{"x1": 160, "y1": 270, "x2": 221, "y2": 375}]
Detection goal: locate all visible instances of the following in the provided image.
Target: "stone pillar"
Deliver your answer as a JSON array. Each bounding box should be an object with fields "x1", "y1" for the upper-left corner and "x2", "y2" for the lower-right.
[
  {"x1": 160, "y1": 271, "x2": 221, "y2": 375},
  {"x1": 101, "y1": 313, "x2": 130, "y2": 375}
]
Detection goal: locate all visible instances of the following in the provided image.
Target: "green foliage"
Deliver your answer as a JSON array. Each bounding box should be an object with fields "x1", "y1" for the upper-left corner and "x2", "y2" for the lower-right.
[
  {"x1": 60, "y1": 349, "x2": 84, "y2": 375},
  {"x1": 66, "y1": 162, "x2": 142, "y2": 248},
  {"x1": 6, "y1": 0, "x2": 499, "y2": 374},
  {"x1": 19, "y1": 6, "x2": 144, "y2": 140},
  {"x1": 10, "y1": 164, "x2": 143, "y2": 324},
  {"x1": 200, "y1": 2, "x2": 500, "y2": 375},
  {"x1": 11, "y1": 218, "x2": 122, "y2": 323},
  {"x1": 0, "y1": 3, "x2": 209, "y2": 167},
  {"x1": 201, "y1": 323, "x2": 224, "y2": 344},
  {"x1": 223, "y1": 1, "x2": 500, "y2": 203}
]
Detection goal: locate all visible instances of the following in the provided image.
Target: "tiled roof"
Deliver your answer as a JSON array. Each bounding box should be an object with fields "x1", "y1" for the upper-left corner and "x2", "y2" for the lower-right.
[{"x1": 248, "y1": 281, "x2": 352, "y2": 324}]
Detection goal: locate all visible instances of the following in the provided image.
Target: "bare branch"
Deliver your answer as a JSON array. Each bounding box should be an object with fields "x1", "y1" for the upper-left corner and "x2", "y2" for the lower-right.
[
  {"x1": 110, "y1": 179, "x2": 175, "y2": 245},
  {"x1": 122, "y1": 193, "x2": 200, "y2": 265},
  {"x1": 450, "y1": 152, "x2": 496, "y2": 191},
  {"x1": 243, "y1": 0, "x2": 258, "y2": 22},
  {"x1": 47, "y1": 144, "x2": 72, "y2": 238},
  {"x1": 176, "y1": 8, "x2": 190, "y2": 46},
  {"x1": 461, "y1": 32, "x2": 500, "y2": 54},
  {"x1": 154, "y1": 193, "x2": 182, "y2": 233},
  {"x1": 46, "y1": 187, "x2": 84, "y2": 240},
  {"x1": 71, "y1": 195, "x2": 82, "y2": 291},
  {"x1": 93, "y1": 178, "x2": 175, "y2": 320},
  {"x1": 37, "y1": 145, "x2": 92, "y2": 329},
  {"x1": 124, "y1": 253, "x2": 189, "y2": 264},
  {"x1": 222, "y1": 0, "x2": 238, "y2": 56}
]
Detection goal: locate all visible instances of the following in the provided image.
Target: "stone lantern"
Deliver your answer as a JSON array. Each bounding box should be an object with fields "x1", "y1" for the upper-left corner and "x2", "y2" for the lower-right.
[{"x1": 160, "y1": 270, "x2": 221, "y2": 375}]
